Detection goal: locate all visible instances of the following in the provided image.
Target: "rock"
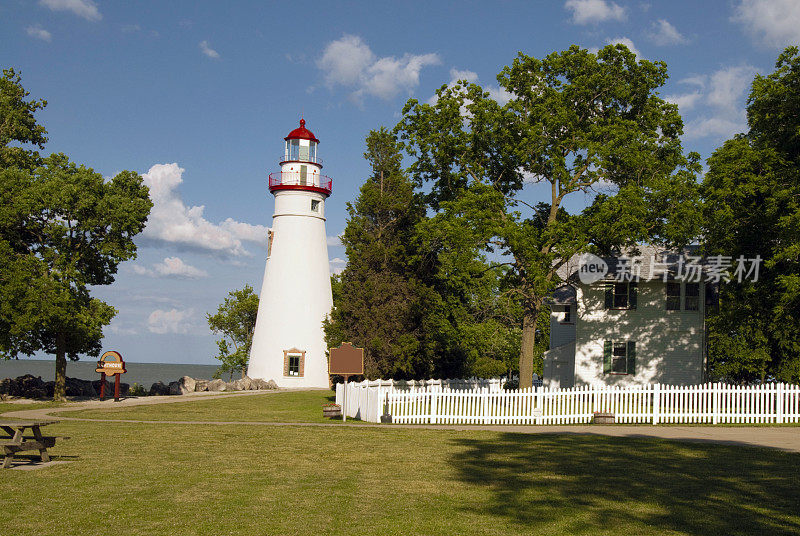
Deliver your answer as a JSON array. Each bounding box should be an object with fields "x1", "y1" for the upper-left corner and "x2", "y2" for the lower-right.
[
  {"x1": 66, "y1": 377, "x2": 96, "y2": 397},
  {"x1": 176, "y1": 376, "x2": 196, "y2": 395},
  {"x1": 168, "y1": 381, "x2": 181, "y2": 395},
  {"x1": 250, "y1": 378, "x2": 268, "y2": 390},
  {"x1": 194, "y1": 379, "x2": 209, "y2": 392},
  {"x1": 239, "y1": 377, "x2": 252, "y2": 391},
  {"x1": 207, "y1": 379, "x2": 227, "y2": 392},
  {"x1": 225, "y1": 381, "x2": 240, "y2": 391},
  {"x1": 149, "y1": 381, "x2": 170, "y2": 396},
  {"x1": 266, "y1": 379, "x2": 278, "y2": 390}
]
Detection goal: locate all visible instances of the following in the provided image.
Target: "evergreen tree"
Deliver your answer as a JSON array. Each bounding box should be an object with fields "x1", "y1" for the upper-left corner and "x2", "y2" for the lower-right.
[{"x1": 325, "y1": 128, "x2": 429, "y2": 378}]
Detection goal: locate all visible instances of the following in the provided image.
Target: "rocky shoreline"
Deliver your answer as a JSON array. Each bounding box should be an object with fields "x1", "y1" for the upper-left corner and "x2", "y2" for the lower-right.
[{"x1": 0, "y1": 374, "x2": 278, "y2": 400}]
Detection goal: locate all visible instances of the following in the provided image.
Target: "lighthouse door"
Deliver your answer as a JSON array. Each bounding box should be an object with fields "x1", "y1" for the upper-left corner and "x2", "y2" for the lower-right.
[{"x1": 300, "y1": 165, "x2": 308, "y2": 185}]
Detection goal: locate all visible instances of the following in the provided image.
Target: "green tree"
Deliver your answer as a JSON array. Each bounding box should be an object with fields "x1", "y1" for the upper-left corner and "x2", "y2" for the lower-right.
[
  {"x1": 324, "y1": 128, "x2": 430, "y2": 379},
  {"x1": 0, "y1": 69, "x2": 152, "y2": 401},
  {"x1": 207, "y1": 285, "x2": 260, "y2": 380},
  {"x1": 703, "y1": 46, "x2": 800, "y2": 383},
  {"x1": 396, "y1": 45, "x2": 701, "y2": 387},
  {"x1": 0, "y1": 68, "x2": 47, "y2": 170}
]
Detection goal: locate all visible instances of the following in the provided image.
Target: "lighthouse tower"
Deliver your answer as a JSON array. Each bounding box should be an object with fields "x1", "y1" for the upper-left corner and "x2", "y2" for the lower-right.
[{"x1": 247, "y1": 119, "x2": 333, "y2": 388}]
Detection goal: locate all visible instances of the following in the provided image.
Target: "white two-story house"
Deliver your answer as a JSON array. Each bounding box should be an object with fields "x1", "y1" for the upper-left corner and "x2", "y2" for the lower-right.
[{"x1": 543, "y1": 246, "x2": 714, "y2": 388}]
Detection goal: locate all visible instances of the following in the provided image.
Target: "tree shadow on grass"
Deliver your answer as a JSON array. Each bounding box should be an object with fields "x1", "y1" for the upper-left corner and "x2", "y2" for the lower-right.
[{"x1": 448, "y1": 433, "x2": 800, "y2": 535}]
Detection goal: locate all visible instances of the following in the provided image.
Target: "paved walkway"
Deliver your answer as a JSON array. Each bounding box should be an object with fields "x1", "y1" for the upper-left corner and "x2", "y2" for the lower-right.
[{"x1": 3, "y1": 390, "x2": 799, "y2": 453}]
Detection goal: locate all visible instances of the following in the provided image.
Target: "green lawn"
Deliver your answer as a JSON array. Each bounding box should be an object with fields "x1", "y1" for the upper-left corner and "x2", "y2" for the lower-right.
[
  {"x1": 1, "y1": 391, "x2": 799, "y2": 536},
  {"x1": 60, "y1": 389, "x2": 338, "y2": 422}
]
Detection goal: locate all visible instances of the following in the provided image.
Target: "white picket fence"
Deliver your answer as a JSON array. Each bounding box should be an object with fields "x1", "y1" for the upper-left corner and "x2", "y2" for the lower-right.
[{"x1": 337, "y1": 381, "x2": 800, "y2": 425}]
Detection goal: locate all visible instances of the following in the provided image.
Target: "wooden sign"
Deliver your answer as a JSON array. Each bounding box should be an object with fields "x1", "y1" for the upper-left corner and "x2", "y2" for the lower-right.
[
  {"x1": 328, "y1": 342, "x2": 364, "y2": 375},
  {"x1": 96, "y1": 351, "x2": 126, "y2": 375},
  {"x1": 328, "y1": 342, "x2": 364, "y2": 423},
  {"x1": 96, "y1": 350, "x2": 126, "y2": 402}
]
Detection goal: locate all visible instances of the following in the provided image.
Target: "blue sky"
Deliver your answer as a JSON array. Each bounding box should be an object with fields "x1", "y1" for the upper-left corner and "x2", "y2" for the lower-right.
[{"x1": 2, "y1": 0, "x2": 799, "y2": 365}]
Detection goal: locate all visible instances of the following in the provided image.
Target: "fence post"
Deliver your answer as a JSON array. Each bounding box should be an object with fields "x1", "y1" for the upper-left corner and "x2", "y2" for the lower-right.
[
  {"x1": 430, "y1": 387, "x2": 438, "y2": 424},
  {"x1": 712, "y1": 382, "x2": 719, "y2": 425},
  {"x1": 535, "y1": 387, "x2": 543, "y2": 425},
  {"x1": 777, "y1": 382, "x2": 784, "y2": 424},
  {"x1": 652, "y1": 383, "x2": 660, "y2": 425}
]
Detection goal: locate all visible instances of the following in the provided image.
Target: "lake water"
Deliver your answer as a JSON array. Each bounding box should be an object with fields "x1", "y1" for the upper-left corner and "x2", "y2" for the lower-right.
[{"x1": 0, "y1": 359, "x2": 227, "y2": 387}]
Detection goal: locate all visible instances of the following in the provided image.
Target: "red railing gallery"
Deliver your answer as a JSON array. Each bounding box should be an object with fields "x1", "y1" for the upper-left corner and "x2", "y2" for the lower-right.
[{"x1": 268, "y1": 171, "x2": 333, "y2": 195}]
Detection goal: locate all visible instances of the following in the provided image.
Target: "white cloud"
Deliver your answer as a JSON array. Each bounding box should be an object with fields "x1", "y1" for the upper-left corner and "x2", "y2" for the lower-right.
[
  {"x1": 318, "y1": 34, "x2": 441, "y2": 102},
  {"x1": 199, "y1": 40, "x2": 220, "y2": 59},
  {"x1": 39, "y1": 0, "x2": 101, "y2": 21},
  {"x1": 605, "y1": 37, "x2": 642, "y2": 58},
  {"x1": 665, "y1": 92, "x2": 702, "y2": 112},
  {"x1": 140, "y1": 163, "x2": 269, "y2": 257},
  {"x1": 26, "y1": 25, "x2": 52, "y2": 42},
  {"x1": 565, "y1": 0, "x2": 626, "y2": 25},
  {"x1": 327, "y1": 233, "x2": 343, "y2": 247},
  {"x1": 706, "y1": 65, "x2": 755, "y2": 111},
  {"x1": 318, "y1": 34, "x2": 375, "y2": 86},
  {"x1": 672, "y1": 65, "x2": 758, "y2": 140},
  {"x1": 107, "y1": 319, "x2": 138, "y2": 336},
  {"x1": 132, "y1": 257, "x2": 209, "y2": 279},
  {"x1": 732, "y1": 0, "x2": 800, "y2": 48},
  {"x1": 329, "y1": 257, "x2": 347, "y2": 275},
  {"x1": 648, "y1": 19, "x2": 688, "y2": 45},
  {"x1": 148, "y1": 308, "x2": 195, "y2": 335}
]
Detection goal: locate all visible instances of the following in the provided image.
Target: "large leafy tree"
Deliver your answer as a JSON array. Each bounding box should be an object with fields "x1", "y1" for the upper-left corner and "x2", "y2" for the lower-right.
[
  {"x1": 0, "y1": 68, "x2": 152, "y2": 400},
  {"x1": 396, "y1": 45, "x2": 701, "y2": 387},
  {"x1": 207, "y1": 285, "x2": 259, "y2": 379},
  {"x1": 703, "y1": 46, "x2": 800, "y2": 383}
]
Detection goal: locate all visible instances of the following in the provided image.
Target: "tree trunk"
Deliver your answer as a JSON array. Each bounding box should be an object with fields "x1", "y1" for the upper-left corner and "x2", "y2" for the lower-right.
[
  {"x1": 53, "y1": 332, "x2": 67, "y2": 401},
  {"x1": 519, "y1": 312, "x2": 538, "y2": 389}
]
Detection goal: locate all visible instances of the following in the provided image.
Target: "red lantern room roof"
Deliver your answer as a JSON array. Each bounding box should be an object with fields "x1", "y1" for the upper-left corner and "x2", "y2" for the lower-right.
[{"x1": 284, "y1": 119, "x2": 319, "y2": 143}]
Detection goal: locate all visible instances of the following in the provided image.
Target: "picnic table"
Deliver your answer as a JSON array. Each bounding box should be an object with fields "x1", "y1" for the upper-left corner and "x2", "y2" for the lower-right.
[{"x1": 1, "y1": 419, "x2": 64, "y2": 469}]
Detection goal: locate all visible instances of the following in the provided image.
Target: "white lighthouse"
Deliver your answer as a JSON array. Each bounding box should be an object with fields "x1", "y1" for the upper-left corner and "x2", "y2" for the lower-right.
[{"x1": 247, "y1": 119, "x2": 333, "y2": 388}]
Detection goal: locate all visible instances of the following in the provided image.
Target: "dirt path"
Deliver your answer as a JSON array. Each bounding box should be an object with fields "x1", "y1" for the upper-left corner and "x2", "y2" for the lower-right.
[{"x1": 3, "y1": 390, "x2": 799, "y2": 453}]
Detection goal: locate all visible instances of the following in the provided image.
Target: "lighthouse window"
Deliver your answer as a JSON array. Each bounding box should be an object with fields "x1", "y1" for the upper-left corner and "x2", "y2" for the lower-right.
[
  {"x1": 283, "y1": 349, "x2": 305, "y2": 377},
  {"x1": 311, "y1": 200, "x2": 320, "y2": 212},
  {"x1": 288, "y1": 355, "x2": 300, "y2": 376},
  {"x1": 287, "y1": 140, "x2": 300, "y2": 160}
]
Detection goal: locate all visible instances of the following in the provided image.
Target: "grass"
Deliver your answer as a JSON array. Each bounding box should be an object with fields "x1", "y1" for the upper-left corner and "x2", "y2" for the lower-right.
[
  {"x1": 0, "y1": 400, "x2": 63, "y2": 416},
  {"x1": 60, "y1": 389, "x2": 338, "y2": 422},
  {"x1": 1, "y1": 391, "x2": 799, "y2": 535}
]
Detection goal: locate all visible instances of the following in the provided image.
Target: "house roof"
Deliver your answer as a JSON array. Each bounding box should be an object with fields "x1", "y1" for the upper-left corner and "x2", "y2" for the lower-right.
[{"x1": 556, "y1": 244, "x2": 707, "y2": 283}]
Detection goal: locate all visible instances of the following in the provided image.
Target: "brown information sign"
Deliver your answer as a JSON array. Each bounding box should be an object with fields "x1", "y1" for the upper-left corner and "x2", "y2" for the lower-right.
[{"x1": 328, "y1": 342, "x2": 364, "y2": 376}]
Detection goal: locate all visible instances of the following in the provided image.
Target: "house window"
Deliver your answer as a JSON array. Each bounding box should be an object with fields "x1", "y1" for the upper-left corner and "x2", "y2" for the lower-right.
[
  {"x1": 283, "y1": 349, "x2": 305, "y2": 377},
  {"x1": 603, "y1": 340, "x2": 636, "y2": 375},
  {"x1": 562, "y1": 305, "x2": 571, "y2": 324},
  {"x1": 604, "y1": 282, "x2": 637, "y2": 310},
  {"x1": 685, "y1": 282, "x2": 700, "y2": 311},
  {"x1": 311, "y1": 199, "x2": 320, "y2": 212},
  {"x1": 666, "y1": 281, "x2": 681, "y2": 311}
]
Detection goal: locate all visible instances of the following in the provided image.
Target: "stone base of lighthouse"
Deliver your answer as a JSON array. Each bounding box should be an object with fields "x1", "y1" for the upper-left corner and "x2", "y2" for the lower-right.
[{"x1": 247, "y1": 190, "x2": 333, "y2": 388}]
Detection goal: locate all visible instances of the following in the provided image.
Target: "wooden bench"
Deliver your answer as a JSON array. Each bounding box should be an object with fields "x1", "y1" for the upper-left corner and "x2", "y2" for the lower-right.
[{"x1": 0, "y1": 420, "x2": 64, "y2": 468}]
